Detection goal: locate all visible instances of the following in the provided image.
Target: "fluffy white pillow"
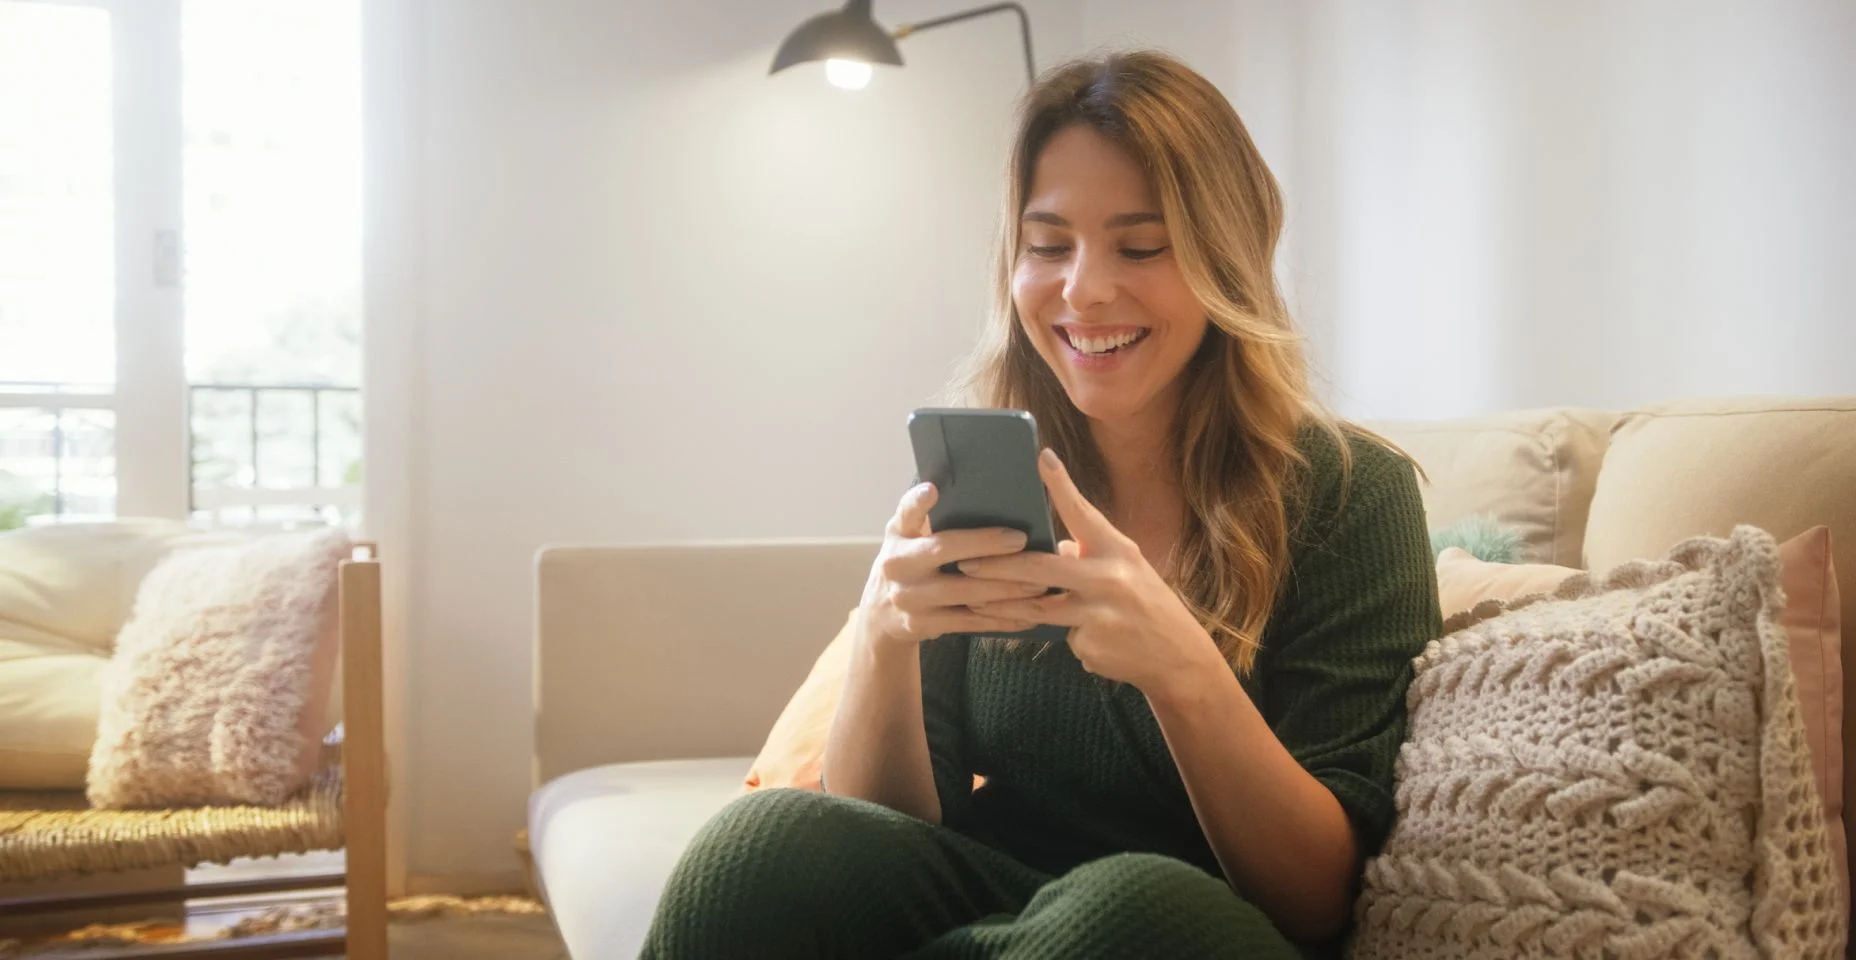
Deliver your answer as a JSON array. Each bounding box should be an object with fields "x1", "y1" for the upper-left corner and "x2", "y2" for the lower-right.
[
  {"x1": 1351, "y1": 526, "x2": 1844, "y2": 958},
  {"x1": 87, "y1": 529, "x2": 350, "y2": 808}
]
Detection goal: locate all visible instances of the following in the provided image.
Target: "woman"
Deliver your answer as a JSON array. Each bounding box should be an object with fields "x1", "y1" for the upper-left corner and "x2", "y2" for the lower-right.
[{"x1": 644, "y1": 51, "x2": 1440, "y2": 959}]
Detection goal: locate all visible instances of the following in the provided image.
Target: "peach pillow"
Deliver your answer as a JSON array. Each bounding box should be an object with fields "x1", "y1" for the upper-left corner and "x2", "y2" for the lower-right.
[
  {"x1": 1436, "y1": 526, "x2": 1846, "y2": 903},
  {"x1": 744, "y1": 612, "x2": 987, "y2": 795},
  {"x1": 744, "y1": 610, "x2": 857, "y2": 792}
]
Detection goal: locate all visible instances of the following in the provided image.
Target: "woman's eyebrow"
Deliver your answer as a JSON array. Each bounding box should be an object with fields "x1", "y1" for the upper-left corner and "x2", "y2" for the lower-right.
[
  {"x1": 1021, "y1": 210, "x2": 1164, "y2": 228},
  {"x1": 1106, "y1": 212, "x2": 1163, "y2": 228}
]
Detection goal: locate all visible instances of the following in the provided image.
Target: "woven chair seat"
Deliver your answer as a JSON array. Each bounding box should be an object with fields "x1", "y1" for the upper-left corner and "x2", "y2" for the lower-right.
[{"x1": 0, "y1": 742, "x2": 345, "y2": 882}]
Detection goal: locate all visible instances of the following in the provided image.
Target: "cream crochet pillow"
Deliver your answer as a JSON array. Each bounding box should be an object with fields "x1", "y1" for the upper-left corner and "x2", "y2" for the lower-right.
[
  {"x1": 1351, "y1": 526, "x2": 1845, "y2": 959},
  {"x1": 87, "y1": 529, "x2": 350, "y2": 808}
]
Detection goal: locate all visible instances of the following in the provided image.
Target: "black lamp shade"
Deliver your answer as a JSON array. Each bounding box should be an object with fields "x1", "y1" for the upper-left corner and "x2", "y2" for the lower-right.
[{"x1": 769, "y1": 0, "x2": 903, "y2": 75}]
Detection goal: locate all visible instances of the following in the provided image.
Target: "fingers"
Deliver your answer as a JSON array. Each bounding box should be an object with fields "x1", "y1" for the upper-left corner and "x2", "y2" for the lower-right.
[
  {"x1": 882, "y1": 527, "x2": 1028, "y2": 582},
  {"x1": 1038, "y1": 449, "x2": 1118, "y2": 545},
  {"x1": 887, "y1": 482, "x2": 937, "y2": 537},
  {"x1": 914, "y1": 572, "x2": 1048, "y2": 608},
  {"x1": 911, "y1": 527, "x2": 1029, "y2": 565},
  {"x1": 941, "y1": 612, "x2": 1039, "y2": 635},
  {"x1": 889, "y1": 601, "x2": 1036, "y2": 639},
  {"x1": 972, "y1": 591, "x2": 1082, "y2": 627},
  {"x1": 956, "y1": 549, "x2": 1092, "y2": 592},
  {"x1": 1058, "y1": 538, "x2": 1082, "y2": 559}
]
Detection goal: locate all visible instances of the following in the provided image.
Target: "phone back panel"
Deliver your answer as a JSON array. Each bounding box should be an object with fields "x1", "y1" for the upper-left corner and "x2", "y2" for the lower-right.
[
  {"x1": 908, "y1": 408, "x2": 1068, "y2": 644},
  {"x1": 908, "y1": 408, "x2": 1056, "y2": 551}
]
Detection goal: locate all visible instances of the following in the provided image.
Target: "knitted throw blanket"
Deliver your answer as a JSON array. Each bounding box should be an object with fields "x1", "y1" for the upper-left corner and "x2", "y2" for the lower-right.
[{"x1": 1350, "y1": 526, "x2": 1845, "y2": 959}]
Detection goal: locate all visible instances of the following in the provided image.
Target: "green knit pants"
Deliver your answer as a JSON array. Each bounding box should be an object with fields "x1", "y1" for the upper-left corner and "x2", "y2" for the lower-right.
[{"x1": 641, "y1": 788, "x2": 1300, "y2": 959}]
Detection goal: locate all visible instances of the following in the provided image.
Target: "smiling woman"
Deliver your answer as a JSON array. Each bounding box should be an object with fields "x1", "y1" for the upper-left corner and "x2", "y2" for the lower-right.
[
  {"x1": 958, "y1": 54, "x2": 1342, "y2": 669},
  {"x1": 643, "y1": 51, "x2": 1442, "y2": 960}
]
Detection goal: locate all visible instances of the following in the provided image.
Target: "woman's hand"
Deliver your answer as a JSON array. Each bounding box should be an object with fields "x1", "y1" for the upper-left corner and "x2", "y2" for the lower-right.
[
  {"x1": 959, "y1": 450, "x2": 1224, "y2": 695},
  {"x1": 858, "y1": 482, "x2": 1050, "y2": 646}
]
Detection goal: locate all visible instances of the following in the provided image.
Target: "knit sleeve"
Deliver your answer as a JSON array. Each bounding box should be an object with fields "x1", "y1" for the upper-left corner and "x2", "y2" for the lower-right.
[
  {"x1": 920, "y1": 633, "x2": 975, "y2": 828},
  {"x1": 1257, "y1": 433, "x2": 1441, "y2": 857}
]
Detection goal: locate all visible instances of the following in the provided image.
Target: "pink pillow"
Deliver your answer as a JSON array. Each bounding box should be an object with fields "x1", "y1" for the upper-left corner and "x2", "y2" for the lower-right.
[
  {"x1": 1435, "y1": 527, "x2": 1846, "y2": 903},
  {"x1": 1435, "y1": 547, "x2": 1576, "y2": 619}
]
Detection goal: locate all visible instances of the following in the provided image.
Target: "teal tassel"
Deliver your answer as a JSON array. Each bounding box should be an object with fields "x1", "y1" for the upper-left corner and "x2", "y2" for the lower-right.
[{"x1": 1430, "y1": 514, "x2": 1525, "y2": 564}]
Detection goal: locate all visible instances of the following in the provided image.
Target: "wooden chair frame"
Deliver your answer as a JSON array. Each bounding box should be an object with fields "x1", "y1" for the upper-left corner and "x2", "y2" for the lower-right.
[{"x1": 0, "y1": 545, "x2": 389, "y2": 960}]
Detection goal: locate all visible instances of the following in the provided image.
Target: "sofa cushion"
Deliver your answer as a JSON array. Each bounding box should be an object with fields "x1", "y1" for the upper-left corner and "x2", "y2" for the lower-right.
[
  {"x1": 1368, "y1": 409, "x2": 1616, "y2": 566},
  {"x1": 1354, "y1": 527, "x2": 1843, "y2": 957},
  {"x1": 1584, "y1": 394, "x2": 1856, "y2": 889},
  {"x1": 0, "y1": 651, "x2": 107, "y2": 789},
  {"x1": 0, "y1": 521, "x2": 254, "y2": 789},
  {"x1": 0, "y1": 520, "x2": 251, "y2": 656},
  {"x1": 529, "y1": 758, "x2": 750, "y2": 960},
  {"x1": 1586, "y1": 396, "x2": 1856, "y2": 630}
]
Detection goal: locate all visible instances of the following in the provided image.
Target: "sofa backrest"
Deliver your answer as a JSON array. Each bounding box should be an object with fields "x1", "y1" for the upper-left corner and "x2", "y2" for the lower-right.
[
  {"x1": 1373, "y1": 395, "x2": 1856, "y2": 631},
  {"x1": 1365, "y1": 408, "x2": 1618, "y2": 567},
  {"x1": 1579, "y1": 395, "x2": 1856, "y2": 655},
  {"x1": 532, "y1": 538, "x2": 880, "y2": 786}
]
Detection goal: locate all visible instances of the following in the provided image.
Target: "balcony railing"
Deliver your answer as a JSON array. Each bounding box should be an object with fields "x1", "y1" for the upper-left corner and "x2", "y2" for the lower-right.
[
  {"x1": 188, "y1": 383, "x2": 361, "y2": 524},
  {"x1": 0, "y1": 381, "x2": 116, "y2": 522},
  {"x1": 0, "y1": 380, "x2": 360, "y2": 527}
]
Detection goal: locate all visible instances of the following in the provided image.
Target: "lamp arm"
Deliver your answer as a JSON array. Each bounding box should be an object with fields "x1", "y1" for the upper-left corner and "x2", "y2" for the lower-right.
[{"x1": 892, "y1": 2, "x2": 1035, "y2": 86}]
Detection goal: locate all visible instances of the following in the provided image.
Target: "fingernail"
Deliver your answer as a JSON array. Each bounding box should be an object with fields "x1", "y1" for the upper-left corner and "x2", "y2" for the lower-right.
[
  {"x1": 1004, "y1": 530, "x2": 1028, "y2": 549},
  {"x1": 1040, "y1": 448, "x2": 1059, "y2": 468}
]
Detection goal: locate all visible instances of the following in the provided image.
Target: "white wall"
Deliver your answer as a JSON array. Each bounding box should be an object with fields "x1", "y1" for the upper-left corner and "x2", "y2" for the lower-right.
[
  {"x1": 1081, "y1": 0, "x2": 1856, "y2": 418},
  {"x1": 365, "y1": 0, "x2": 1083, "y2": 889}
]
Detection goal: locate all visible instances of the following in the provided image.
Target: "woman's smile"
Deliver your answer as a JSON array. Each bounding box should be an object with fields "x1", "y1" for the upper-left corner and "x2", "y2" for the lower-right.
[{"x1": 1052, "y1": 323, "x2": 1152, "y2": 371}]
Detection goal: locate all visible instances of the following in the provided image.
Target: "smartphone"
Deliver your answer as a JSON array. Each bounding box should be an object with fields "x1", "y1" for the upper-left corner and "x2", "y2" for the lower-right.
[{"x1": 907, "y1": 408, "x2": 1069, "y2": 644}]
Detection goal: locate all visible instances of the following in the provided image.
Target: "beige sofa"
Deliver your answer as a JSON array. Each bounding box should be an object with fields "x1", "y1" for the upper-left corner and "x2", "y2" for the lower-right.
[{"x1": 528, "y1": 395, "x2": 1856, "y2": 959}]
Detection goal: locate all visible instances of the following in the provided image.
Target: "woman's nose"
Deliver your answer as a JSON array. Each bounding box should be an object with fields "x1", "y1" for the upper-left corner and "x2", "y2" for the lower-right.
[{"x1": 1062, "y1": 245, "x2": 1116, "y2": 313}]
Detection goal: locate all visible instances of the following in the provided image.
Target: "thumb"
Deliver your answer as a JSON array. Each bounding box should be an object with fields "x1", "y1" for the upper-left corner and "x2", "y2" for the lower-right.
[{"x1": 890, "y1": 482, "x2": 937, "y2": 537}]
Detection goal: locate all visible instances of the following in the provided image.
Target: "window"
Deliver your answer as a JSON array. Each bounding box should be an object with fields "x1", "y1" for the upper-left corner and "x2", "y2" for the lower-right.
[
  {"x1": 0, "y1": 0, "x2": 361, "y2": 532},
  {"x1": 0, "y1": 2, "x2": 117, "y2": 523}
]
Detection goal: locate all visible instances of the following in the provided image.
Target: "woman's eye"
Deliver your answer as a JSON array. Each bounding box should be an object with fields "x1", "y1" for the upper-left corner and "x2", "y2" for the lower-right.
[
  {"x1": 1121, "y1": 247, "x2": 1167, "y2": 261},
  {"x1": 1026, "y1": 244, "x2": 1071, "y2": 259}
]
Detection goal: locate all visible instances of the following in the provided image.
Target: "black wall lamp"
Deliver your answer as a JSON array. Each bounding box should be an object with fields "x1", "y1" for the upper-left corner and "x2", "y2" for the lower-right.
[{"x1": 770, "y1": 0, "x2": 1035, "y2": 90}]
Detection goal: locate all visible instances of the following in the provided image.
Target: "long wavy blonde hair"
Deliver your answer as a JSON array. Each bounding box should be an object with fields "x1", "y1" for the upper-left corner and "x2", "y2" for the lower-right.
[{"x1": 950, "y1": 51, "x2": 1364, "y2": 676}]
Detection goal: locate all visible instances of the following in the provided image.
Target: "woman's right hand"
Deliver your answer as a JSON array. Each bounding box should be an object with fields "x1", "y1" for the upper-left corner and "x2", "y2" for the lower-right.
[{"x1": 858, "y1": 482, "x2": 1048, "y2": 646}]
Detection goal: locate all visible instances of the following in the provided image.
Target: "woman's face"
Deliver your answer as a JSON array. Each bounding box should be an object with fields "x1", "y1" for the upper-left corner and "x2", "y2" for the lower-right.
[{"x1": 1013, "y1": 125, "x2": 1209, "y2": 429}]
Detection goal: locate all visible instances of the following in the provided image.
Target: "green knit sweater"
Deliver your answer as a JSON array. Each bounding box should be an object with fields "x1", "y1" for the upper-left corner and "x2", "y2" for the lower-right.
[{"x1": 921, "y1": 425, "x2": 1442, "y2": 887}]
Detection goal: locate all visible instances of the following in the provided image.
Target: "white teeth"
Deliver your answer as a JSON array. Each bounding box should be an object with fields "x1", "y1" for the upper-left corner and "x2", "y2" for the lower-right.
[{"x1": 1070, "y1": 329, "x2": 1143, "y2": 355}]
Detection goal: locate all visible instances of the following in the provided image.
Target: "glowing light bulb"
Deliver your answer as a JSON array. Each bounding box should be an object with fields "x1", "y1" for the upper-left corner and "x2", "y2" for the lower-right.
[{"x1": 825, "y1": 58, "x2": 873, "y2": 90}]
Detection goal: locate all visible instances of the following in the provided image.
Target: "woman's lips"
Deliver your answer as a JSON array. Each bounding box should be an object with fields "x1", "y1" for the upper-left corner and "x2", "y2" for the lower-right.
[{"x1": 1054, "y1": 325, "x2": 1150, "y2": 371}]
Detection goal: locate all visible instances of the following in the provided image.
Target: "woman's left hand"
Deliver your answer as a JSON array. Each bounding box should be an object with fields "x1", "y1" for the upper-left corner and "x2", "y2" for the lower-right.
[{"x1": 960, "y1": 449, "x2": 1224, "y2": 696}]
